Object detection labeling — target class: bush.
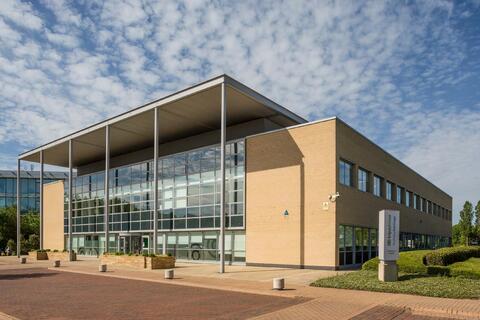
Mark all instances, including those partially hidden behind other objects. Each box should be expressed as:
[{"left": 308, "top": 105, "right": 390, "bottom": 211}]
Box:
[
  {"left": 53, "top": 249, "right": 59, "bottom": 252},
  {"left": 424, "top": 246, "right": 480, "bottom": 266},
  {"left": 362, "top": 250, "right": 428, "bottom": 274},
  {"left": 426, "top": 265, "right": 450, "bottom": 276},
  {"left": 115, "top": 252, "right": 125, "bottom": 256}
]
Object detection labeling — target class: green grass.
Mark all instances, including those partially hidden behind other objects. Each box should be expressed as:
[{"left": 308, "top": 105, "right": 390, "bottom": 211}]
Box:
[
  {"left": 311, "top": 270, "right": 480, "bottom": 299},
  {"left": 362, "top": 250, "right": 429, "bottom": 273},
  {"left": 450, "top": 258, "right": 480, "bottom": 279}
]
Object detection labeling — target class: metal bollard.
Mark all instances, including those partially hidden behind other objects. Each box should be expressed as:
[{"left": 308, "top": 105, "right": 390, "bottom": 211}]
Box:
[
  {"left": 99, "top": 264, "right": 107, "bottom": 272},
  {"left": 164, "top": 269, "right": 174, "bottom": 279},
  {"left": 53, "top": 260, "right": 61, "bottom": 268},
  {"left": 20, "top": 257, "right": 26, "bottom": 264},
  {"left": 273, "top": 278, "right": 285, "bottom": 290}
]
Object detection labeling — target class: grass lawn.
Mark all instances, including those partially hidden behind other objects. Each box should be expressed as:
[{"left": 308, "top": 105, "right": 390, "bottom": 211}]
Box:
[
  {"left": 311, "top": 270, "right": 480, "bottom": 299},
  {"left": 312, "top": 249, "right": 480, "bottom": 299},
  {"left": 450, "top": 258, "right": 480, "bottom": 279}
]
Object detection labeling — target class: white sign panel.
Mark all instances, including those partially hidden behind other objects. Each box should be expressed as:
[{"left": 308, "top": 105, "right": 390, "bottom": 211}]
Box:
[{"left": 378, "top": 209, "right": 400, "bottom": 261}]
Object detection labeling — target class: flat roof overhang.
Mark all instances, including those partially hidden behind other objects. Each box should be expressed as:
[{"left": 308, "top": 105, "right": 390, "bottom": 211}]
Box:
[{"left": 19, "top": 75, "right": 306, "bottom": 168}]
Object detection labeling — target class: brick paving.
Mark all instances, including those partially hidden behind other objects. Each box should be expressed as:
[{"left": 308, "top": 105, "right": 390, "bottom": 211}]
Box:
[
  {"left": 351, "top": 305, "right": 458, "bottom": 320},
  {"left": 0, "top": 268, "right": 306, "bottom": 320},
  {"left": 1, "top": 257, "right": 479, "bottom": 320}
]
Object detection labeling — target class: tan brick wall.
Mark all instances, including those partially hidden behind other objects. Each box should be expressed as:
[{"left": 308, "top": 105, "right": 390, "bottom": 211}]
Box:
[
  {"left": 245, "top": 118, "right": 452, "bottom": 269},
  {"left": 43, "top": 181, "right": 65, "bottom": 251},
  {"left": 335, "top": 120, "right": 452, "bottom": 237},
  {"left": 245, "top": 120, "right": 337, "bottom": 268}
]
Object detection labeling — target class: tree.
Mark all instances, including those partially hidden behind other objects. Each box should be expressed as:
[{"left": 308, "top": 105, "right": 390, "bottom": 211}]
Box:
[
  {"left": 458, "top": 201, "right": 473, "bottom": 245},
  {"left": 0, "top": 207, "right": 40, "bottom": 252},
  {"left": 475, "top": 201, "right": 480, "bottom": 241},
  {"left": 451, "top": 224, "right": 462, "bottom": 246}
]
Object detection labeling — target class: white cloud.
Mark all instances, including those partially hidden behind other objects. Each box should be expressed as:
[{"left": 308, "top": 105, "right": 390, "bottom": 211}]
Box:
[{"left": 0, "top": 0, "right": 479, "bottom": 221}]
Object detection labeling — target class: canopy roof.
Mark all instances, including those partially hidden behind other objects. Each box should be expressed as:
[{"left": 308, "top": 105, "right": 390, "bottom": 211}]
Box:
[{"left": 19, "top": 75, "right": 306, "bottom": 168}]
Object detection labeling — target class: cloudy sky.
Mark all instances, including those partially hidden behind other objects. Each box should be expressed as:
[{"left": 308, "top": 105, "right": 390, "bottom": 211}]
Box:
[{"left": 0, "top": 0, "right": 479, "bottom": 222}]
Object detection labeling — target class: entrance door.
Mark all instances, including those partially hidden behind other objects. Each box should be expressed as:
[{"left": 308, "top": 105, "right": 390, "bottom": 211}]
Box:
[
  {"left": 119, "top": 236, "right": 130, "bottom": 254},
  {"left": 142, "top": 235, "right": 150, "bottom": 253}
]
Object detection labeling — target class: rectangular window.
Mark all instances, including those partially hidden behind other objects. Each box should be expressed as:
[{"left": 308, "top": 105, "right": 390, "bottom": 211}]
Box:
[
  {"left": 405, "top": 191, "right": 411, "bottom": 207},
  {"left": 396, "top": 186, "right": 403, "bottom": 204},
  {"left": 357, "top": 168, "right": 368, "bottom": 192},
  {"left": 386, "top": 181, "right": 393, "bottom": 201},
  {"left": 373, "top": 175, "right": 382, "bottom": 197},
  {"left": 339, "top": 160, "right": 353, "bottom": 187},
  {"left": 413, "top": 194, "right": 418, "bottom": 210}
]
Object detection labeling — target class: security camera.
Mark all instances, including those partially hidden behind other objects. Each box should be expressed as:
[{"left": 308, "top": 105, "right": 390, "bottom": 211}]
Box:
[{"left": 329, "top": 192, "right": 340, "bottom": 202}]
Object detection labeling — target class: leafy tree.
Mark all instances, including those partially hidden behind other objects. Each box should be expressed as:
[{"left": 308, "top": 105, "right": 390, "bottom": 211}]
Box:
[
  {"left": 458, "top": 201, "right": 474, "bottom": 245},
  {"left": 451, "top": 224, "right": 462, "bottom": 246},
  {"left": 0, "top": 207, "right": 40, "bottom": 253},
  {"left": 475, "top": 201, "right": 480, "bottom": 241}
]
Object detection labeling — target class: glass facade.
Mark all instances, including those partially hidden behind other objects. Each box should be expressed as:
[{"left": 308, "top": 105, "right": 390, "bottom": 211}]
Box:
[
  {"left": 0, "top": 175, "right": 64, "bottom": 213},
  {"left": 338, "top": 224, "right": 377, "bottom": 266},
  {"left": 64, "top": 141, "right": 245, "bottom": 262},
  {"left": 339, "top": 224, "right": 451, "bottom": 266}
]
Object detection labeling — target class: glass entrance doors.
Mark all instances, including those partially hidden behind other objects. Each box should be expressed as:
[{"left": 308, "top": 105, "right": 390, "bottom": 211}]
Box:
[{"left": 118, "top": 234, "right": 142, "bottom": 254}]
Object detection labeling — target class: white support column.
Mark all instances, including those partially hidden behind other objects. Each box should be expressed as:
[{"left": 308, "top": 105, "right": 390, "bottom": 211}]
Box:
[
  {"left": 68, "top": 140, "right": 73, "bottom": 261},
  {"left": 219, "top": 81, "right": 226, "bottom": 273},
  {"left": 16, "top": 159, "right": 21, "bottom": 258},
  {"left": 104, "top": 126, "right": 110, "bottom": 253},
  {"left": 39, "top": 150, "right": 44, "bottom": 250},
  {"left": 153, "top": 108, "right": 159, "bottom": 254}
]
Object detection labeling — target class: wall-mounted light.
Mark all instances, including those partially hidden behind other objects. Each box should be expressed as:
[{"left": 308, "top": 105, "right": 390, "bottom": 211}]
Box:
[
  {"left": 283, "top": 210, "right": 289, "bottom": 216},
  {"left": 329, "top": 192, "right": 340, "bottom": 202}
]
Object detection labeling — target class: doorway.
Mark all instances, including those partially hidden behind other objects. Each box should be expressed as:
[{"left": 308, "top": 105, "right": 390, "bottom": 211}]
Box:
[{"left": 118, "top": 234, "right": 142, "bottom": 254}]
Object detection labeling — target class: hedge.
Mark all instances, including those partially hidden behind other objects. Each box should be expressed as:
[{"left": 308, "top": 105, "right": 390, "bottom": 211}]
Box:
[{"left": 423, "top": 246, "right": 480, "bottom": 266}]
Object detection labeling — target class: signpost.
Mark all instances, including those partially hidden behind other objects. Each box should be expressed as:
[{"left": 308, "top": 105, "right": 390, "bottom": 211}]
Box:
[{"left": 378, "top": 209, "right": 400, "bottom": 282}]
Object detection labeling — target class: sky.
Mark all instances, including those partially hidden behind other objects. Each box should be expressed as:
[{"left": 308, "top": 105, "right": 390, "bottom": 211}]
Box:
[{"left": 0, "top": 0, "right": 479, "bottom": 223}]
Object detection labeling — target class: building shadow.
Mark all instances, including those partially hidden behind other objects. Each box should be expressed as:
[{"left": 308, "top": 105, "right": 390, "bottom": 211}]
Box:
[{"left": 0, "top": 272, "right": 57, "bottom": 281}]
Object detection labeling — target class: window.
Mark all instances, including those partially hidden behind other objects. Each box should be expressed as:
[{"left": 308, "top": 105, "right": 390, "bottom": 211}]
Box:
[
  {"left": 405, "top": 191, "right": 411, "bottom": 207},
  {"left": 396, "top": 186, "right": 403, "bottom": 204},
  {"left": 339, "top": 160, "right": 353, "bottom": 187},
  {"left": 420, "top": 197, "right": 424, "bottom": 212},
  {"left": 373, "top": 175, "right": 382, "bottom": 197},
  {"left": 386, "top": 181, "right": 393, "bottom": 201},
  {"left": 413, "top": 194, "right": 418, "bottom": 210},
  {"left": 358, "top": 168, "right": 368, "bottom": 192}
]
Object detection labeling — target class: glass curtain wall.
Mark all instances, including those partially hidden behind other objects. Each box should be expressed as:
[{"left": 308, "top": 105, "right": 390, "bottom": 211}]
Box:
[
  {"left": 0, "top": 177, "right": 57, "bottom": 213},
  {"left": 64, "top": 141, "right": 245, "bottom": 261}
]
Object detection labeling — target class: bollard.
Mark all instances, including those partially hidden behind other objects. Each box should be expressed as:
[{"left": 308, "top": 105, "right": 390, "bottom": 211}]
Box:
[
  {"left": 53, "top": 260, "right": 61, "bottom": 268},
  {"left": 273, "top": 278, "right": 285, "bottom": 290},
  {"left": 99, "top": 264, "right": 107, "bottom": 272},
  {"left": 20, "top": 257, "right": 26, "bottom": 264},
  {"left": 164, "top": 269, "right": 174, "bottom": 279}
]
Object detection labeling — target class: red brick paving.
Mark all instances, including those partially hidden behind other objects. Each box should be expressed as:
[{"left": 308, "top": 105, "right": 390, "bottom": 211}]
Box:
[
  {"left": 0, "top": 268, "right": 307, "bottom": 320},
  {"left": 350, "top": 305, "right": 458, "bottom": 320}
]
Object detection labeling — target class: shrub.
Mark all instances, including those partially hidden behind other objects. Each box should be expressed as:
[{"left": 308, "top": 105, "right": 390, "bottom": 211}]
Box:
[
  {"left": 362, "top": 250, "right": 428, "bottom": 274},
  {"left": 426, "top": 266, "right": 450, "bottom": 276},
  {"left": 424, "top": 246, "right": 480, "bottom": 266},
  {"left": 53, "top": 249, "right": 59, "bottom": 252},
  {"left": 115, "top": 252, "right": 125, "bottom": 256}
]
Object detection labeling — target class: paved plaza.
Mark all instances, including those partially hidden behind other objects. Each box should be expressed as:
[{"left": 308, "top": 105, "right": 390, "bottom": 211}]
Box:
[{"left": 0, "top": 256, "right": 479, "bottom": 320}]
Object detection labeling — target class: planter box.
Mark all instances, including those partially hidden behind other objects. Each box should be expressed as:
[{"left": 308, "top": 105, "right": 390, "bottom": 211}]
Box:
[
  {"left": 101, "top": 254, "right": 175, "bottom": 270},
  {"left": 48, "top": 251, "right": 77, "bottom": 261},
  {"left": 146, "top": 256, "right": 176, "bottom": 270},
  {"left": 100, "top": 254, "right": 146, "bottom": 269},
  {"left": 28, "top": 251, "right": 48, "bottom": 260}
]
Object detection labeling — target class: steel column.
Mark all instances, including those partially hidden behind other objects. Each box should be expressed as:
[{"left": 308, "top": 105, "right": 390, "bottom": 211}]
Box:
[
  {"left": 16, "top": 159, "right": 21, "bottom": 258},
  {"left": 153, "top": 108, "right": 159, "bottom": 254},
  {"left": 39, "top": 150, "right": 44, "bottom": 250},
  {"left": 219, "top": 81, "right": 226, "bottom": 273},
  {"left": 68, "top": 140, "right": 73, "bottom": 261},
  {"left": 104, "top": 125, "right": 110, "bottom": 253}
]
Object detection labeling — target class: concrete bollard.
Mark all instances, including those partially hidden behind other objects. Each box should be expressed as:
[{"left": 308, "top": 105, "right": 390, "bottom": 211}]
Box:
[
  {"left": 20, "top": 257, "right": 26, "bottom": 264},
  {"left": 273, "top": 278, "right": 285, "bottom": 290},
  {"left": 99, "top": 264, "right": 107, "bottom": 272},
  {"left": 164, "top": 269, "right": 174, "bottom": 279},
  {"left": 53, "top": 260, "right": 61, "bottom": 268}
]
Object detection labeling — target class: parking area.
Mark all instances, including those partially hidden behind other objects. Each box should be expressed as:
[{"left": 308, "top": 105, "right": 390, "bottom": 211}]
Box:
[{"left": 0, "top": 267, "right": 306, "bottom": 320}]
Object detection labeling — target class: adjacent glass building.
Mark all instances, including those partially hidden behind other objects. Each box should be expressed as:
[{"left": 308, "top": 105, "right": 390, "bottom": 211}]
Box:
[
  {"left": 65, "top": 141, "right": 246, "bottom": 262},
  {"left": 0, "top": 170, "right": 67, "bottom": 213}
]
